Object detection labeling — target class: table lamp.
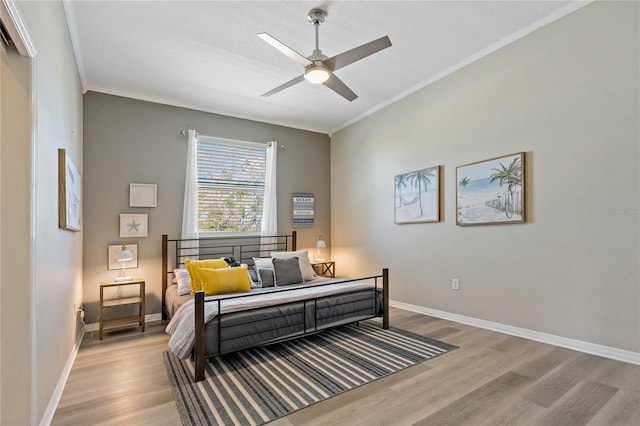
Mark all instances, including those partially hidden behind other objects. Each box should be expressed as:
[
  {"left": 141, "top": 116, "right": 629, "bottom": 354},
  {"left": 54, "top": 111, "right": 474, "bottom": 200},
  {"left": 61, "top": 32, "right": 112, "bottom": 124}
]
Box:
[
  {"left": 315, "top": 236, "right": 326, "bottom": 262},
  {"left": 115, "top": 244, "right": 134, "bottom": 281}
]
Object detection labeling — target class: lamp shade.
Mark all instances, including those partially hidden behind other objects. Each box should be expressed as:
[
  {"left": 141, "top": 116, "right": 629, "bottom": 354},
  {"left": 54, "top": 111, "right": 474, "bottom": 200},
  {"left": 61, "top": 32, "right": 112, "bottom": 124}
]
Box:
[
  {"left": 118, "top": 249, "right": 134, "bottom": 262},
  {"left": 316, "top": 239, "right": 326, "bottom": 249}
]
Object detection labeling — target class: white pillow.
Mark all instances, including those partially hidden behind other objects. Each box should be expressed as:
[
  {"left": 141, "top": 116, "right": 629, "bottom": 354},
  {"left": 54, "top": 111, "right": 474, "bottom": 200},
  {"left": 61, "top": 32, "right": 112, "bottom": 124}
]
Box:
[
  {"left": 271, "top": 250, "right": 316, "bottom": 281},
  {"left": 173, "top": 269, "right": 192, "bottom": 296}
]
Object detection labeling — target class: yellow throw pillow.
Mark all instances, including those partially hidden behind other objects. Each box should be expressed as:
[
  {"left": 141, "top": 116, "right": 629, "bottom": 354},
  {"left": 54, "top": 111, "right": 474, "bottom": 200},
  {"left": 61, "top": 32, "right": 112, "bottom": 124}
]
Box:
[
  {"left": 185, "top": 258, "right": 229, "bottom": 295},
  {"left": 199, "top": 265, "right": 251, "bottom": 296}
]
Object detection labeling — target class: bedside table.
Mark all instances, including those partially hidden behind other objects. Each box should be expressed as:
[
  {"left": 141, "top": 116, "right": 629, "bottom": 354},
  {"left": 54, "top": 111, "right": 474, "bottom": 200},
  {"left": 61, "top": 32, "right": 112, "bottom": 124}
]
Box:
[
  {"left": 311, "top": 260, "right": 335, "bottom": 278},
  {"left": 99, "top": 278, "right": 145, "bottom": 340}
]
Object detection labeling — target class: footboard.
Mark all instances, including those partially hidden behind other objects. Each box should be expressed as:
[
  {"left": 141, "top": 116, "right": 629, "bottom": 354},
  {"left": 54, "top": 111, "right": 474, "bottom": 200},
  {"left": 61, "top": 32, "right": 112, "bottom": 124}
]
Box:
[{"left": 193, "top": 269, "right": 389, "bottom": 382}]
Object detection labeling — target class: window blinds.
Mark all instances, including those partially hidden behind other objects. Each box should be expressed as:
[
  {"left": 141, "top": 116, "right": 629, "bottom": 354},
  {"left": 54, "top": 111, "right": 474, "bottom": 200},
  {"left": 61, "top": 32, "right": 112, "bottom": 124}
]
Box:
[{"left": 197, "top": 140, "right": 267, "bottom": 233}]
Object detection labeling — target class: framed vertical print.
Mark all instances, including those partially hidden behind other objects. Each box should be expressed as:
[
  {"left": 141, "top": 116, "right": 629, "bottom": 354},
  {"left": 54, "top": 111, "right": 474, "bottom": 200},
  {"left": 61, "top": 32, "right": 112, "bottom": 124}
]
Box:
[
  {"left": 58, "top": 148, "right": 82, "bottom": 231},
  {"left": 395, "top": 165, "right": 441, "bottom": 224},
  {"left": 293, "top": 193, "right": 314, "bottom": 227},
  {"left": 129, "top": 183, "right": 157, "bottom": 207},
  {"left": 456, "top": 152, "right": 525, "bottom": 226},
  {"left": 120, "top": 214, "right": 148, "bottom": 238}
]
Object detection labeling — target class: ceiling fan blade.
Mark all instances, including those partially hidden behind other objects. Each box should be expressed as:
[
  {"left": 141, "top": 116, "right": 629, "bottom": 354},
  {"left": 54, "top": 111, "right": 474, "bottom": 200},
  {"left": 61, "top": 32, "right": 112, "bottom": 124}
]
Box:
[
  {"left": 325, "top": 36, "right": 392, "bottom": 72},
  {"left": 257, "top": 32, "right": 313, "bottom": 68},
  {"left": 261, "top": 74, "right": 306, "bottom": 98},
  {"left": 323, "top": 73, "right": 358, "bottom": 102}
]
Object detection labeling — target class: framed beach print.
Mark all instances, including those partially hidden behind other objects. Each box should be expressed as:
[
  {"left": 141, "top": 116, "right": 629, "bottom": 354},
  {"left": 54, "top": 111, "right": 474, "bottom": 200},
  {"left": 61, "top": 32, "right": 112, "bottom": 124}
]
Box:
[
  {"left": 395, "top": 165, "right": 441, "bottom": 224},
  {"left": 120, "top": 214, "right": 148, "bottom": 238},
  {"left": 456, "top": 152, "right": 525, "bottom": 226},
  {"left": 129, "top": 183, "right": 157, "bottom": 207},
  {"left": 58, "top": 149, "right": 82, "bottom": 231}
]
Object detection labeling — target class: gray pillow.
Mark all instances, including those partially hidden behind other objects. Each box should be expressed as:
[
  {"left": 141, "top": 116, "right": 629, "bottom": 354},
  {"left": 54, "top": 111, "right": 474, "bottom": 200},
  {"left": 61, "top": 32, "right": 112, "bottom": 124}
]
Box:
[
  {"left": 273, "top": 257, "right": 304, "bottom": 286},
  {"left": 253, "top": 257, "right": 275, "bottom": 287},
  {"left": 258, "top": 269, "right": 275, "bottom": 287}
]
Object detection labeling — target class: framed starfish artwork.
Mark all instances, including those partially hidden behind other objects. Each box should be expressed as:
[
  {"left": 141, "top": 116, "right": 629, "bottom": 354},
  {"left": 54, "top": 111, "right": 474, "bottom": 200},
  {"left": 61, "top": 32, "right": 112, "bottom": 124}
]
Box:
[{"left": 120, "top": 214, "right": 148, "bottom": 238}]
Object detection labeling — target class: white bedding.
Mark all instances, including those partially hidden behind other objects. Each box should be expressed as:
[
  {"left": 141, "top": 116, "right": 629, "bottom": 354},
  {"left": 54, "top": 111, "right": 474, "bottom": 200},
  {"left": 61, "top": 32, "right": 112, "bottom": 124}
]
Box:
[{"left": 165, "top": 278, "right": 375, "bottom": 359}]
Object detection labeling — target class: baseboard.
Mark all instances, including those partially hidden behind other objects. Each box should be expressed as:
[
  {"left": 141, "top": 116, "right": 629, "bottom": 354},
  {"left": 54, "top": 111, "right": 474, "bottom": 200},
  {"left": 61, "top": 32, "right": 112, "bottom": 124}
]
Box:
[
  {"left": 39, "top": 326, "right": 85, "bottom": 426},
  {"left": 84, "top": 313, "right": 163, "bottom": 332},
  {"left": 390, "top": 300, "right": 640, "bottom": 366}
]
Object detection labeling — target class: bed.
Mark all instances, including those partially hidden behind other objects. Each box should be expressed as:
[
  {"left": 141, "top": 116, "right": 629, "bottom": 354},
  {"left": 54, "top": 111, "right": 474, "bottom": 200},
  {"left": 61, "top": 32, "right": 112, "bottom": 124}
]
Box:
[{"left": 162, "top": 232, "right": 389, "bottom": 382}]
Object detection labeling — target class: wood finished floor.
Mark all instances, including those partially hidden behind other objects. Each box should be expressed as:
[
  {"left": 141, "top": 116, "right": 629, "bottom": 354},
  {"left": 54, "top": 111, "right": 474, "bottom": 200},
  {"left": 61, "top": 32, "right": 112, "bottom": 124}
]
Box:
[{"left": 53, "top": 308, "right": 640, "bottom": 425}]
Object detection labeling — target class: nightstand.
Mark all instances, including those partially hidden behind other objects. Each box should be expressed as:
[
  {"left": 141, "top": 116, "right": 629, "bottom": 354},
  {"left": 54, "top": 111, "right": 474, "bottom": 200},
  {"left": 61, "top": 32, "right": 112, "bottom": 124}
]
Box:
[
  {"left": 311, "top": 260, "right": 335, "bottom": 278},
  {"left": 99, "top": 278, "right": 145, "bottom": 340}
]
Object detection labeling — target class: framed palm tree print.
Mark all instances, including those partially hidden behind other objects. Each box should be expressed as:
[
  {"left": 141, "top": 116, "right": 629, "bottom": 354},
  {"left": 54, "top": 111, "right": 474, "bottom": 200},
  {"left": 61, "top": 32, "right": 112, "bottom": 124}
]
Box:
[
  {"left": 456, "top": 152, "right": 525, "bottom": 226},
  {"left": 395, "top": 165, "right": 441, "bottom": 224}
]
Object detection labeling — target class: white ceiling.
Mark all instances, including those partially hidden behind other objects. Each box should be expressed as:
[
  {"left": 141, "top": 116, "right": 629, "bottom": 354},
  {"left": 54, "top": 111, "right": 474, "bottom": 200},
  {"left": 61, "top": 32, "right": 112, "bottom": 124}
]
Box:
[{"left": 64, "top": 1, "right": 586, "bottom": 135}]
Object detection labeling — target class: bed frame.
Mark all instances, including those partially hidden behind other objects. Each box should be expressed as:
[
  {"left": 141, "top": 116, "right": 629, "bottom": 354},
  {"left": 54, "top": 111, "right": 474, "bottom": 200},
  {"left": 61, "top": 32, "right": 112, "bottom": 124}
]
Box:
[{"left": 162, "top": 232, "right": 389, "bottom": 382}]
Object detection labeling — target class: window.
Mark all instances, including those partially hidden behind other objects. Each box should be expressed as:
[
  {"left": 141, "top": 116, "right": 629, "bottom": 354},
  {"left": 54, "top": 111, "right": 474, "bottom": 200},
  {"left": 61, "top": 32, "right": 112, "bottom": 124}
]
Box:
[{"left": 196, "top": 139, "right": 267, "bottom": 233}]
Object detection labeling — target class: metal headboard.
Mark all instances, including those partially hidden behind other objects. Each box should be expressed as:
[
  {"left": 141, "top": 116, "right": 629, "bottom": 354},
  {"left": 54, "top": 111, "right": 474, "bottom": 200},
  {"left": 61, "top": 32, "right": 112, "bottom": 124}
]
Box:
[{"left": 161, "top": 231, "right": 297, "bottom": 319}]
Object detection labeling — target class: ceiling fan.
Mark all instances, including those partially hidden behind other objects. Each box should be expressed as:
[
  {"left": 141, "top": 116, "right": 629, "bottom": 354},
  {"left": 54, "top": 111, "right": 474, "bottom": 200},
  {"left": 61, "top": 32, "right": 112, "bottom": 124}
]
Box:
[{"left": 258, "top": 8, "right": 392, "bottom": 102}]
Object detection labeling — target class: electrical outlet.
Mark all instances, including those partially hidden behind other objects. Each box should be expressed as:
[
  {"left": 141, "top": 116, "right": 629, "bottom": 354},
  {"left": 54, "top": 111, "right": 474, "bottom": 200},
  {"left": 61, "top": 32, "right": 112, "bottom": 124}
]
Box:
[{"left": 452, "top": 279, "right": 460, "bottom": 291}]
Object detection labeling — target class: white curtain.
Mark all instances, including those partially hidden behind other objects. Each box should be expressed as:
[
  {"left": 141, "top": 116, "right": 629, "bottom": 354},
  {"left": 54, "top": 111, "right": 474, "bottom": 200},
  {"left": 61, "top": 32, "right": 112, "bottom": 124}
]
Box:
[
  {"left": 181, "top": 129, "right": 200, "bottom": 259},
  {"left": 261, "top": 141, "right": 278, "bottom": 254}
]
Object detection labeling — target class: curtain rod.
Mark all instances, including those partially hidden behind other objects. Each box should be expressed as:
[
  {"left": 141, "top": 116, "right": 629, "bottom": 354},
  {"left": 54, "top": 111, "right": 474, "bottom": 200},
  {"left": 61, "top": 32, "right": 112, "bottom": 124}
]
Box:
[{"left": 180, "top": 130, "right": 284, "bottom": 149}]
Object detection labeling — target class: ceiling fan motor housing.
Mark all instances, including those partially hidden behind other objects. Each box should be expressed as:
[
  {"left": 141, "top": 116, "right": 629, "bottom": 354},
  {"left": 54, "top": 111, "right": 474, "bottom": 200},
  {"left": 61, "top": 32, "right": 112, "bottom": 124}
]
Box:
[{"left": 307, "top": 8, "right": 327, "bottom": 25}]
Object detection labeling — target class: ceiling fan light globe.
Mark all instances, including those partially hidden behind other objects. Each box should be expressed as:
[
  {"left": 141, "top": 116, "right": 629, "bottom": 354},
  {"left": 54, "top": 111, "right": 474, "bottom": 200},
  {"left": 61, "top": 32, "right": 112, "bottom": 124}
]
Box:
[{"left": 305, "top": 66, "right": 330, "bottom": 84}]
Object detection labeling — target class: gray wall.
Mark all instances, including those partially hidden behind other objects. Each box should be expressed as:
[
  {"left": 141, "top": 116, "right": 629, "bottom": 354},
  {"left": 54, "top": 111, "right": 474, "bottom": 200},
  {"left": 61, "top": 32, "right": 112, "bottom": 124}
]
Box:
[
  {"left": 331, "top": 1, "right": 639, "bottom": 353},
  {"left": 83, "top": 92, "right": 330, "bottom": 323},
  {"left": 3, "top": 1, "right": 84, "bottom": 424}
]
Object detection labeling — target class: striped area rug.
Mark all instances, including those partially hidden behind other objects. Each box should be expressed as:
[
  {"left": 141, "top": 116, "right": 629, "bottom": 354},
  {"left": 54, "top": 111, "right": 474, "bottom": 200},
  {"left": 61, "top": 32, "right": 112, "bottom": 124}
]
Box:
[{"left": 164, "top": 321, "right": 457, "bottom": 426}]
